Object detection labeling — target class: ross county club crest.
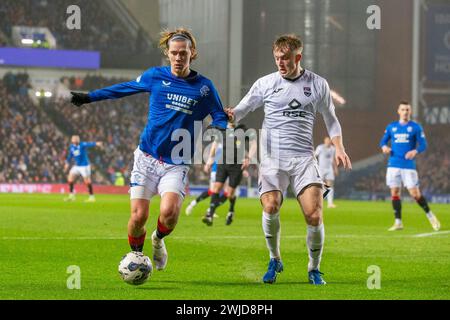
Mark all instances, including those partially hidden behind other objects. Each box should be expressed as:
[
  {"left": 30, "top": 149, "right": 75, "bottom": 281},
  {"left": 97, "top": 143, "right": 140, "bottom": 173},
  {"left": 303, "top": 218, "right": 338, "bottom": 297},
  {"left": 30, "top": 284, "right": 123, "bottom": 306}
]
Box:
[
  {"left": 303, "top": 86, "right": 311, "bottom": 97},
  {"left": 200, "top": 85, "right": 210, "bottom": 97},
  {"left": 392, "top": 127, "right": 397, "bottom": 132},
  {"left": 407, "top": 126, "right": 413, "bottom": 133}
]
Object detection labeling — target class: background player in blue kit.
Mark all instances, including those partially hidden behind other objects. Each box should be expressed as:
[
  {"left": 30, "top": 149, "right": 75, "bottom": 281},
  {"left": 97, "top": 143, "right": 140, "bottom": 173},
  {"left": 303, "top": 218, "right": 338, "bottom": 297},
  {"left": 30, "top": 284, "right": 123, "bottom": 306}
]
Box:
[
  {"left": 380, "top": 101, "right": 440, "bottom": 231},
  {"left": 64, "top": 135, "right": 102, "bottom": 202},
  {"left": 70, "top": 28, "right": 228, "bottom": 272}
]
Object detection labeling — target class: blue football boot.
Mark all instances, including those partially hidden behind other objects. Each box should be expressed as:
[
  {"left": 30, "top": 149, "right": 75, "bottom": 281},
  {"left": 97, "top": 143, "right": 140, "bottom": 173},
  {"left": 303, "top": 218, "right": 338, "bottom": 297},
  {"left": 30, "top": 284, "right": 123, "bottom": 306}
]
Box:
[
  {"left": 308, "top": 269, "right": 326, "bottom": 285},
  {"left": 262, "top": 258, "right": 284, "bottom": 284}
]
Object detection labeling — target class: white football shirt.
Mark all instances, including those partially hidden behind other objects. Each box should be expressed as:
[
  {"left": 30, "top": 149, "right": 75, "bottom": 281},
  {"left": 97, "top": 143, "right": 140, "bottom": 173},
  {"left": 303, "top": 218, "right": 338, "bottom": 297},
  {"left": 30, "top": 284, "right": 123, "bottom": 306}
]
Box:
[{"left": 234, "top": 69, "right": 342, "bottom": 158}]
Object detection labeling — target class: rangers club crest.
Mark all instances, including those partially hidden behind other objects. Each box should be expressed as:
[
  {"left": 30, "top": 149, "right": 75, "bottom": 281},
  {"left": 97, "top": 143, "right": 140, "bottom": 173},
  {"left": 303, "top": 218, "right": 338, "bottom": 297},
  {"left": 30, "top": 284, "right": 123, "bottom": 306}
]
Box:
[
  {"left": 303, "top": 86, "right": 311, "bottom": 97},
  {"left": 200, "top": 85, "right": 210, "bottom": 97}
]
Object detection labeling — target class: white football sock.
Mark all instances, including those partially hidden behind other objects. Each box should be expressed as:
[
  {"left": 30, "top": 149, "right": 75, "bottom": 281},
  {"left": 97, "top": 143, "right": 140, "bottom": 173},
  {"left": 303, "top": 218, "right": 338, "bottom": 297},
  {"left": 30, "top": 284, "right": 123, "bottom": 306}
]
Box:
[
  {"left": 307, "top": 223, "right": 324, "bottom": 272},
  {"left": 395, "top": 218, "right": 402, "bottom": 224},
  {"left": 262, "top": 211, "right": 281, "bottom": 260}
]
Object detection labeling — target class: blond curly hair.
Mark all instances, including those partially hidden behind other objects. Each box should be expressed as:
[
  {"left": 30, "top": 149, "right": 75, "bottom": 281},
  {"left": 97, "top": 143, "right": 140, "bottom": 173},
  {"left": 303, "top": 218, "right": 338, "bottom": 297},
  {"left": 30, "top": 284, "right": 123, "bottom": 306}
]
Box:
[{"left": 159, "top": 27, "right": 198, "bottom": 61}]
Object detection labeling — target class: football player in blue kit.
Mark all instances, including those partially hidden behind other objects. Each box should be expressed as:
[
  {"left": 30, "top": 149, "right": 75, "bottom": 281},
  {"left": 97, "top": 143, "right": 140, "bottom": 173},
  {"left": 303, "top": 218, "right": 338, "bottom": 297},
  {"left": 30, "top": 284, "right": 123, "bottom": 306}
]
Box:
[
  {"left": 64, "top": 135, "right": 102, "bottom": 202},
  {"left": 70, "top": 28, "right": 228, "bottom": 271},
  {"left": 380, "top": 101, "right": 440, "bottom": 231}
]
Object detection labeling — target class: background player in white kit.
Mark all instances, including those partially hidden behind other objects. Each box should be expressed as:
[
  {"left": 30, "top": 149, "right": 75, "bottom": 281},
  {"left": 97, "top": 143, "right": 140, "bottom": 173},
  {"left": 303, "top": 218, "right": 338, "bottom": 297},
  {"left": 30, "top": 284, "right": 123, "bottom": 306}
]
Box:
[
  {"left": 315, "top": 137, "right": 338, "bottom": 208},
  {"left": 227, "top": 34, "right": 351, "bottom": 285}
]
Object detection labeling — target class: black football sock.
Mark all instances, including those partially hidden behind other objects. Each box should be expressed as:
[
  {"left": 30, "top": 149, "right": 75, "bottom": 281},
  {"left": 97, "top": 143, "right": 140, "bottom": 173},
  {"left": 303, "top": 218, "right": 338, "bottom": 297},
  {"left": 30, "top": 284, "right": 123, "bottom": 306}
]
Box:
[
  {"left": 87, "top": 183, "right": 94, "bottom": 195},
  {"left": 128, "top": 232, "right": 146, "bottom": 252},
  {"left": 208, "top": 193, "right": 220, "bottom": 217},
  {"left": 416, "top": 196, "right": 430, "bottom": 213},
  {"left": 156, "top": 218, "right": 173, "bottom": 239},
  {"left": 69, "top": 182, "right": 74, "bottom": 193},
  {"left": 229, "top": 196, "right": 236, "bottom": 212},
  {"left": 219, "top": 194, "right": 228, "bottom": 205},
  {"left": 196, "top": 190, "right": 210, "bottom": 203},
  {"left": 392, "top": 196, "right": 402, "bottom": 220}
]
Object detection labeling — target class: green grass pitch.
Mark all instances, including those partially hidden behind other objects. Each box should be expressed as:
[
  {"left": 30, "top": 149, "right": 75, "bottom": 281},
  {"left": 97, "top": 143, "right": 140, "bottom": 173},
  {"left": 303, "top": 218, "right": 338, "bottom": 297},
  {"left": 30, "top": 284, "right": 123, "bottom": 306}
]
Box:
[{"left": 0, "top": 193, "right": 449, "bottom": 300}]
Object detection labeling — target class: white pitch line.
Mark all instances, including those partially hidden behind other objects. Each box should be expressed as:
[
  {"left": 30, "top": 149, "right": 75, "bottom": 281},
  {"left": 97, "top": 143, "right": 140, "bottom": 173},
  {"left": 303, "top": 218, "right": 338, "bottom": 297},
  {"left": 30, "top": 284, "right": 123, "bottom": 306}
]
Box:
[
  {"left": 413, "top": 230, "right": 450, "bottom": 238},
  {"left": 1, "top": 234, "right": 406, "bottom": 241}
]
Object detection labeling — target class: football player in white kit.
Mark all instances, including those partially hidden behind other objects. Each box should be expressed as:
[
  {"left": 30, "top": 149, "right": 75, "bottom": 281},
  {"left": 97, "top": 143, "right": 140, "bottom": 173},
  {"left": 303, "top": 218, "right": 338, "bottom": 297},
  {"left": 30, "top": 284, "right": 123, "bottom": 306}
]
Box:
[
  {"left": 315, "top": 137, "right": 338, "bottom": 208},
  {"left": 227, "top": 34, "right": 352, "bottom": 285}
]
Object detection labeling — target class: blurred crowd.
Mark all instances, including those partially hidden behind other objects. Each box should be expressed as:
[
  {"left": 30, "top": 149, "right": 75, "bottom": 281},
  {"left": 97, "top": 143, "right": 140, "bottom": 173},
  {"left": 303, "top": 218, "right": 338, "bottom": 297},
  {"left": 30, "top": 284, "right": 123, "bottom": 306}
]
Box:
[
  {"left": 0, "top": 74, "right": 67, "bottom": 183},
  {"left": 0, "top": 0, "right": 150, "bottom": 54},
  {"left": 60, "top": 75, "right": 130, "bottom": 91}
]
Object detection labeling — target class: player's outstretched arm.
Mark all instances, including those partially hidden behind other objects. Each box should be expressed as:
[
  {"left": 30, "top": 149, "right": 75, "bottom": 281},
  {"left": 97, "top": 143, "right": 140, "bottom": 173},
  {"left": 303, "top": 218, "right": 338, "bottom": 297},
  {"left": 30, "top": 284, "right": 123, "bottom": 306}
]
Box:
[
  {"left": 70, "top": 69, "right": 154, "bottom": 108},
  {"left": 227, "top": 79, "right": 265, "bottom": 124}
]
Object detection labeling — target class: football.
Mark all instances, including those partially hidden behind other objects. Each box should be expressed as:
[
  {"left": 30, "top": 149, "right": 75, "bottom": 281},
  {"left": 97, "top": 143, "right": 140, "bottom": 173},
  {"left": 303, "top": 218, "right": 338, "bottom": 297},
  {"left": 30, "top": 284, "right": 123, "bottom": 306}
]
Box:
[{"left": 118, "top": 251, "right": 153, "bottom": 285}]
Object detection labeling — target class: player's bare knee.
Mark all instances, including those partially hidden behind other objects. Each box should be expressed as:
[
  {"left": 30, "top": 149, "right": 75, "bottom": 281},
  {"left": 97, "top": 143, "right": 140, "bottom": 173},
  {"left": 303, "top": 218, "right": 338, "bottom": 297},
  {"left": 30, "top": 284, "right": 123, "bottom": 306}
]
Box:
[
  {"left": 306, "top": 208, "right": 322, "bottom": 226},
  {"left": 130, "top": 206, "right": 148, "bottom": 225},
  {"left": 262, "top": 201, "right": 281, "bottom": 214},
  {"left": 409, "top": 189, "right": 421, "bottom": 199},
  {"left": 159, "top": 204, "right": 180, "bottom": 225},
  {"left": 158, "top": 207, "right": 179, "bottom": 229},
  {"left": 227, "top": 188, "right": 236, "bottom": 198}
]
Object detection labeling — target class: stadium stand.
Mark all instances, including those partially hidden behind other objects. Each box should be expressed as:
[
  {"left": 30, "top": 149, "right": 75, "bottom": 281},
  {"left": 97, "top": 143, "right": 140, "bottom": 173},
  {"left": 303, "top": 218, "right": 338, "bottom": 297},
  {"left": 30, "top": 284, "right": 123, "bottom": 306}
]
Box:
[
  {"left": 0, "top": 0, "right": 160, "bottom": 68},
  {"left": 0, "top": 73, "right": 68, "bottom": 183},
  {"left": 0, "top": 0, "right": 132, "bottom": 52}
]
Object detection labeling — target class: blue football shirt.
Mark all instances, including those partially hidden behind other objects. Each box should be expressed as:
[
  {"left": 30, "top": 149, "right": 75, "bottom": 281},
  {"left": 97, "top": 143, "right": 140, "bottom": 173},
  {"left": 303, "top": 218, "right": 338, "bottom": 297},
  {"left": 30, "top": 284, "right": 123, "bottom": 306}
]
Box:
[
  {"left": 66, "top": 142, "right": 97, "bottom": 166},
  {"left": 379, "top": 121, "right": 427, "bottom": 169},
  {"left": 88, "top": 66, "right": 228, "bottom": 164}
]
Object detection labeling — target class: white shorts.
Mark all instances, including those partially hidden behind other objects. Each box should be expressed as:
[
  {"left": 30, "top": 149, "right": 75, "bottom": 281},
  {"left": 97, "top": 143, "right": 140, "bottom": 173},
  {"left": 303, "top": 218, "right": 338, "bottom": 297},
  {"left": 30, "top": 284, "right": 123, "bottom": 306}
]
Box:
[
  {"left": 129, "top": 148, "right": 190, "bottom": 200},
  {"left": 386, "top": 167, "right": 419, "bottom": 189},
  {"left": 69, "top": 165, "right": 91, "bottom": 179},
  {"left": 320, "top": 168, "right": 335, "bottom": 182},
  {"left": 258, "top": 156, "right": 323, "bottom": 198}
]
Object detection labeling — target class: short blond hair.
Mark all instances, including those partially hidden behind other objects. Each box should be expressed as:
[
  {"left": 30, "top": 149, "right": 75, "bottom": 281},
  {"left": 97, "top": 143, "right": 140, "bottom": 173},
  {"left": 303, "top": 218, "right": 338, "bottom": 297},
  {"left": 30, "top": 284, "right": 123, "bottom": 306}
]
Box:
[
  {"left": 159, "top": 27, "right": 198, "bottom": 61},
  {"left": 273, "top": 34, "right": 303, "bottom": 53}
]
